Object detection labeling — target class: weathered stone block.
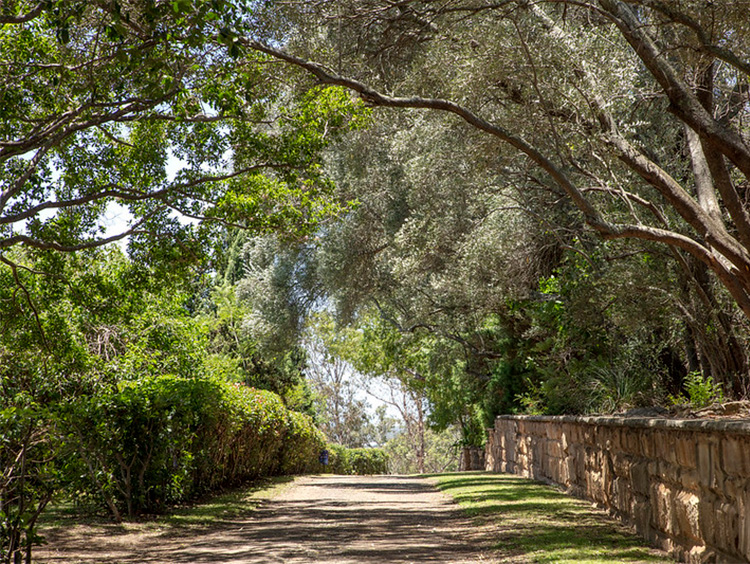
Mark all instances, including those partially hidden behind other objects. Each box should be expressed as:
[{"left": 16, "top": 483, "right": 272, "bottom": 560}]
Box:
[
  {"left": 695, "top": 440, "right": 727, "bottom": 491},
  {"left": 612, "top": 452, "right": 631, "bottom": 479},
  {"left": 675, "top": 436, "right": 697, "bottom": 469},
  {"left": 640, "top": 431, "right": 656, "bottom": 458},
  {"left": 633, "top": 499, "right": 653, "bottom": 538},
  {"left": 518, "top": 438, "right": 528, "bottom": 456},
  {"left": 651, "top": 482, "right": 676, "bottom": 536},
  {"left": 698, "top": 497, "right": 717, "bottom": 548},
  {"left": 657, "top": 431, "right": 679, "bottom": 465},
  {"left": 739, "top": 487, "right": 750, "bottom": 561},
  {"left": 661, "top": 461, "right": 681, "bottom": 487},
  {"left": 714, "top": 502, "right": 739, "bottom": 555},
  {"left": 587, "top": 469, "right": 606, "bottom": 504},
  {"left": 686, "top": 544, "right": 710, "bottom": 564},
  {"left": 565, "top": 455, "right": 578, "bottom": 486},
  {"left": 722, "top": 437, "right": 750, "bottom": 477},
  {"left": 624, "top": 429, "right": 641, "bottom": 455},
  {"left": 697, "top": 440, "right": 714, "bottom": 487},
  {"left": 570, "top": 424, "right": 585, "bottom": 445},
  {"left": 674, "top": 490, "right": 701, "bottom": 541},
  {"left": 680, "top": 468, "right": 700, "bottom": 492},
  {"left": 602, "top": 452, "right": 615, "bottom": 502},
  {"left": 612, "top": 476, "right": 633, "bottom": 515},
  {"left": 583, "top": 427, "right": 594, "bottom": 445},
  {"left": 631, "top": 461, "right": 651, "bottom": 495},
  {"left": 548, "top": 440, "right": 563, "bottom": 459}
]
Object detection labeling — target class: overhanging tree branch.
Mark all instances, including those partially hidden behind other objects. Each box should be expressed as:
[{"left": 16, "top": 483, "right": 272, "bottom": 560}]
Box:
[
  {"left": 244, "top": 39, "right": 605, "bottom": 229},
  {"left": 598, "top": 0, "right": 750, "bottom": 179},
  {"left": 0, "top": 2, "right": 45, "bottom": 24},
  {"left": 243, "top": 31, "right": 750, "bottom": 319}
]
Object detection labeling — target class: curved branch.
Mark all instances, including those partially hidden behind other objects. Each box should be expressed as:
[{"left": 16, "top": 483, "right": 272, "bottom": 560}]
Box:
[
  {"left": 598, "top": 0, "right": 750, "bottom": 179},
  {"left": 0, "top": 2, "right": 45, "bottom": 24},
  {"left": 1, "top": 161, "right": 289, "bottom": 227},
  {"left": 245, "top": 33, "right": 750, "bottom": 318},
  {"left": 244, "top": 38, "right": 605, "bottom": 230},
  {"left": 0, "top": 220, "right": 147, "bottom": 252},
  {"left": 607, "top": 131, "right": 750, "bottom": 271},
  {"left": 601, "top": 222, "right": 750, "bottom": 318},
  {"left": 619, "top": 0, "right": 750, "bottom": 77}
]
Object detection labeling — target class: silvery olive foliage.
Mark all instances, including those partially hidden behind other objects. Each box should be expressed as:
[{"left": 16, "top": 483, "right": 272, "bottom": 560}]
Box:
[{"left": 200, "top": 0, "right": 749, "bottom": 447}]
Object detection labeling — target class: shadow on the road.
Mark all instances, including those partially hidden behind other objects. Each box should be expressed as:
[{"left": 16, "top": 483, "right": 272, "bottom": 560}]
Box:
[
  {"left": 163, "top": 500, "right": 482, "bottom": 563},
  {"left": 316, "top": 477, "right": 435, "bottom": 495},
  {"left": 37, "top": 476, "right": 489, "bottom": 564}
]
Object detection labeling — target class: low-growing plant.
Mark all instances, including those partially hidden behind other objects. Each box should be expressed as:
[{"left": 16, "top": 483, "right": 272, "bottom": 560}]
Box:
[{"left": 668, "top": 371, "right": 724, "bottom": 409}]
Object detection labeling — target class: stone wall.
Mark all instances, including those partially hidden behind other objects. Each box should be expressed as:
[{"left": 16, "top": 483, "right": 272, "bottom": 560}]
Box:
[
  {"left": 485, "top": 415, "right": 750, "bottom": 563},
  {"left": 459, "top": 446, "right": 486, "bottom": 471}
]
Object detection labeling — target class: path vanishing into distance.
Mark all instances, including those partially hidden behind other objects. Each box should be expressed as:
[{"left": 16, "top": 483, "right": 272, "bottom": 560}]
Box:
[{"left": 37, "top": 475, "right": 499, "bottom": 564}]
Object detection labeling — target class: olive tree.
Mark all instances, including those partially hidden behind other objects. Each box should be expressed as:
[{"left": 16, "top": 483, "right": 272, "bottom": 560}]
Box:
[{"left": 244, "top": 0, "right": 750, "bottom": 389}]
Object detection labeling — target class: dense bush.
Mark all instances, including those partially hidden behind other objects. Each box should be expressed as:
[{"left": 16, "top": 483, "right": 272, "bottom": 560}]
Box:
[
  {"left": 326, "top": 444, "right": 389, "bottom": 475},
  {"left": 62, "top": 375, "right": 325, "bottom": 519},
  {"left": 280, "top": 411, "right": 328, "bottom": 475}
]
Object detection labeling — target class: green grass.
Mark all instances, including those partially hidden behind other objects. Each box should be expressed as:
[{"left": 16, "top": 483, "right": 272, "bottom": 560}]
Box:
[
  {"left": 427, "top": 472, "right": 672, "bottom": 564},
  {"left": 162, "top": 475, "right": 296, "bottom": 527},
  {"left": 40, "top": 475, "right": 296, "bottom": 532}
]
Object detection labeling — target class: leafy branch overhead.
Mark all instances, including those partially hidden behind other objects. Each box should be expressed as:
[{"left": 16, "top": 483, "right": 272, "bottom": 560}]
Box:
[{"left": 0, "top": 0, "right": 365, "bottom": 259}]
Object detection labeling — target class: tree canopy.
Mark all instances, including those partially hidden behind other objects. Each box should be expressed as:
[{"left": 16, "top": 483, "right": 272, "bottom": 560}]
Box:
[
  {"left": 248, "top": 0, "right": 750, "bottom": 322},
  {"left": 227, "top": 0, "right": 750, "bottom": 408},
  {"left": 0, "top": 0, "right": 365, "bottom": 268}
]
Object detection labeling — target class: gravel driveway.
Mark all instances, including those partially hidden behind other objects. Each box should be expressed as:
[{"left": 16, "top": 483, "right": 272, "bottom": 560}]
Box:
[{"left": 36, "top": 475, "right": 498, "bottom": 563}]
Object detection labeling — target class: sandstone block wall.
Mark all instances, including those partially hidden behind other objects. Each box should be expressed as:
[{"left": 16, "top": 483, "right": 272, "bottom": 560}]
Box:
[
  {"left": 485, "top": 415, "right": 750, "bottom": 563},
  {"left": 460, "top": 446, "right": 486, "bottom": 471}
]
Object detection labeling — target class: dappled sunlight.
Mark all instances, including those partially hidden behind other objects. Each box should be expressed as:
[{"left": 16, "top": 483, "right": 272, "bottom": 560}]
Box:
[
  {"left": 37, "top": 475, "right": 495, "bottom": 564},
  {"left": 432, "top": 472, "right": 670, "bottom": 564}
]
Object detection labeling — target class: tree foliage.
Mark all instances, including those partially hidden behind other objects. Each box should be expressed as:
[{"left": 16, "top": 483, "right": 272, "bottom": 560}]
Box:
[
  {"left": 0, "top": 246, "right": 321, "bottom": 562},
  {"left": 248, "top": 0, "right": 750, "bottom": 378},
  {"left": 5, "top": 1, "right": 750, "bottom": 557},
  {"left": 0, "top": 0, "right": 365, "bottom": 267},
  {"left": 63, "top": 375, "right": 325, "bottom": 520},
  {"left": 303, "top": 313, "right": 375, "bottom": 448},
  {"left": 237, "top": 0, "right": 750, "bottom": 409}
]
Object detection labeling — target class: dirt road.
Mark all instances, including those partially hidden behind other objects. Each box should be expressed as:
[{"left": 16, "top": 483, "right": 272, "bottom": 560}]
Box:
[{"left": 36, "top": 475, "right": 497, "bottom": 564}]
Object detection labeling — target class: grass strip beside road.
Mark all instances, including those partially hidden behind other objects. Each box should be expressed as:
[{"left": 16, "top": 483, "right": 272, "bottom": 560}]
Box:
[
  {"left": 41, "top": 475, "right": 296, "bottom": 533},
  {"left": 428, "top": 471, "right": 671, "bottom": 564}
]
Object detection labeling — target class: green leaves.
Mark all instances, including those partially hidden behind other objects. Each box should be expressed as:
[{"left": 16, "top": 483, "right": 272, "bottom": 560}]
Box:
[
  {"left": 63, "top": 375, "right": 326, "bottom": 517},
  {"left": 171, "top": 0, "right": 193, "bottom": 13},
  {"left": 1, "top": 1, "right": 365, "bottom": 262},
  {"left": 325, "top": 445, "right": 389, "bottom": 475}
]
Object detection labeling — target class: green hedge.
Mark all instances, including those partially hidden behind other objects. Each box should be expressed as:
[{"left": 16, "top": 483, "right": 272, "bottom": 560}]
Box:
[
  {"left": 62, "top": 376, "right": 325, "bottom": 518},
  {"left": 280, "top": 410, "right": 328, "bottom": 475},
  {"left": 325, "top": 444, "right": 389, "bottom": 475}
]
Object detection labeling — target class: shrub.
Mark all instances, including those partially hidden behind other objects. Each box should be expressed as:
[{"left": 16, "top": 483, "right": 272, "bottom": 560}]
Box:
[
  {"left": 326, "top": 445, "right": 389, "bottom": 475},
  {"left": 1, "top": 403, "right": 59, "bottom": 564},
  {"left": 279, "top": 411, "right": 327, "bottom": 475},
  {"left": 62, "top": 376, "right": 322, "bottom": 519},
  {"left": 669, "top": 371, "right": 725, "bottom": 409}
]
